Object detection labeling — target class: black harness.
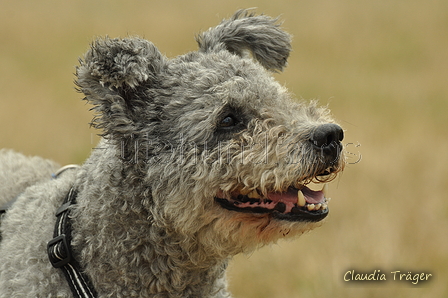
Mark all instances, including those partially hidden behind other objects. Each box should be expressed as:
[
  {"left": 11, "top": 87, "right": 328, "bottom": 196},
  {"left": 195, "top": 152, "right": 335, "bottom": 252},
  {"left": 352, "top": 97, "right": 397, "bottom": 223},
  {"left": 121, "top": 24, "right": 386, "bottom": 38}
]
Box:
[
  {"left": 47, "top": 186, "right": 98, "bottom": 298},
  {"left": 0, "top": 165, "right": 98, "bottom": 298}
]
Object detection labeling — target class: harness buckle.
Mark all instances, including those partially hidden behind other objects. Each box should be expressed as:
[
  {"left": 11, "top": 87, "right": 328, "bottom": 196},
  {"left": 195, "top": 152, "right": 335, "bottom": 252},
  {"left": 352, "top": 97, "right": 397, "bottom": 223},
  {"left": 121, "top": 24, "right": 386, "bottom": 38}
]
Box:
[{"left": 47, "top": 234, "right": 72, "bottom": 268}]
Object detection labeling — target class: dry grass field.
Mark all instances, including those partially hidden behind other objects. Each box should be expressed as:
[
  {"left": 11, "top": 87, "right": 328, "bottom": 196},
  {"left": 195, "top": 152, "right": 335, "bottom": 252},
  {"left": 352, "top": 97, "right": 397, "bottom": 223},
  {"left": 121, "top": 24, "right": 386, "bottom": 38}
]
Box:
[{"left": 1, "top": 0, "right": 447, "bottom": 297}]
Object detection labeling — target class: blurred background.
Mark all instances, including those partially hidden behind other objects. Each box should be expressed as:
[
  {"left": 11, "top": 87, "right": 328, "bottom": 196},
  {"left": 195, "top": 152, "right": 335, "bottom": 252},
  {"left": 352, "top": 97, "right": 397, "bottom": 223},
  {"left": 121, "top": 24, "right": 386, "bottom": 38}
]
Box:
[{"left": 1, "top": 0, "right": 447, "bottom": 297}]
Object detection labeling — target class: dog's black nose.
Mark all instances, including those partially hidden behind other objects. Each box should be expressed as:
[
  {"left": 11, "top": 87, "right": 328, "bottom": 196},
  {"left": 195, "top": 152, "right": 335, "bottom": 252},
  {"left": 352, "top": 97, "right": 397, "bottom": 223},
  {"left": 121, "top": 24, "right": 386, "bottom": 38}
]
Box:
[{"left": 310, "top": 123, "right": 344, "bottom": 150}]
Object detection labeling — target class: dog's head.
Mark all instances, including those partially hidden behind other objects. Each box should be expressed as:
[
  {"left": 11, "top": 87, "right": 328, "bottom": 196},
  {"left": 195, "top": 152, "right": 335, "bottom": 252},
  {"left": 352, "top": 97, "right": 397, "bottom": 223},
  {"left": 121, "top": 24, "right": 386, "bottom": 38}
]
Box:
[{"left": 76, "top": 10, "right": 344, "bottom": 255}]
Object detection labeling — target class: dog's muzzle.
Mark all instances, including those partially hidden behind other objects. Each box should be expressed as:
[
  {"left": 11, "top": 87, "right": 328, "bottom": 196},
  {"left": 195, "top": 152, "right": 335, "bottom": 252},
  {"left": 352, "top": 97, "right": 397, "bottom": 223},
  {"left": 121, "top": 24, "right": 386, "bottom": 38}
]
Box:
[{"left": 215, "top": 123, "right": 344, "bottom": 222}]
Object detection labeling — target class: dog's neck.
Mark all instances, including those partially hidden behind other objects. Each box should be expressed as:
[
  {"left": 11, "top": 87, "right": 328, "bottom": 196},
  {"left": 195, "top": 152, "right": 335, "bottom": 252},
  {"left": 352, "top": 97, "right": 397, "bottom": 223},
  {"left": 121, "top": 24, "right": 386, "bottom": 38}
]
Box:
[{"left": 70, "top": 150, "right": 232, "bottom": 297}]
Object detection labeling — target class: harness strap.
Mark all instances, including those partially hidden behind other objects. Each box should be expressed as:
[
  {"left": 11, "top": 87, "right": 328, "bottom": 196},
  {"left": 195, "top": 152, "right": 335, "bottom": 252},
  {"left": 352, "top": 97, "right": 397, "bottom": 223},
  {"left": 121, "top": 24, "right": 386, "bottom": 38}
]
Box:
[
  {"left": 1, "top": 163, "right": 97, "bottom": 297},
  {"left": 47, "top": 187, "right": 97, "bottom": 298}
]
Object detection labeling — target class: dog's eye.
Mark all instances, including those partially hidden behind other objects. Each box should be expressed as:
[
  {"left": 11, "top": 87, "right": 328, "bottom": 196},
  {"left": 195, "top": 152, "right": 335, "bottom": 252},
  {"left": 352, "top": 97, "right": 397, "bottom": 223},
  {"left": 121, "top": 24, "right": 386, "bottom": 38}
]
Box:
[{"left": 219, "top": 115, "right": 238, "bottom": 128}]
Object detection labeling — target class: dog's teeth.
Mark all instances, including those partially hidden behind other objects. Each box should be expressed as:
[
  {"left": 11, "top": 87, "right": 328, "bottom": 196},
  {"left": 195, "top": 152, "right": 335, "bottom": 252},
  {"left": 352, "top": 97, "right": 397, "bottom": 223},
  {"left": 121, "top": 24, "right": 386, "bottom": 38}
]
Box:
[
  {"left": 297, "top": 190, "right": 306, "bottom": 207},
  {"left": 315, "top": 203, "right": 322, "bottom": 210},
  {"left": 322, "top": 184, "right": 328, "bottom": 197},
  {"left": 322, "top": 203, "right": 328, "bottom": 210},
  {"left": 307, "top": 204, "right": 315, "bottom": 211},
  {"left": 247, "top": 190, "right": 261, "bottom": 199}
]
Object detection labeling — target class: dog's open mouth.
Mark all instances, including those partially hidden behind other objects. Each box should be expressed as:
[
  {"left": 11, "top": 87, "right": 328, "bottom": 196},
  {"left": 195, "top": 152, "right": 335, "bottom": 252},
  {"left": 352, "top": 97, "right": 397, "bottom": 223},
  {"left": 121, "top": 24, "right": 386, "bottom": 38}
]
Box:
[{"left": 215, "top": 182, "right": 330, "bottom": 222}]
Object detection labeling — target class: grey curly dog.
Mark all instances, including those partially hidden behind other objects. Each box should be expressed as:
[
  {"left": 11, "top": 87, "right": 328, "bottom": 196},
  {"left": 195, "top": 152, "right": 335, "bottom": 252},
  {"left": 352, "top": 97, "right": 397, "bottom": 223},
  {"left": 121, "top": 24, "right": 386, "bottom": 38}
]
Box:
[{"left": 0, "top": 10, "right": 344, "bottom": 298}]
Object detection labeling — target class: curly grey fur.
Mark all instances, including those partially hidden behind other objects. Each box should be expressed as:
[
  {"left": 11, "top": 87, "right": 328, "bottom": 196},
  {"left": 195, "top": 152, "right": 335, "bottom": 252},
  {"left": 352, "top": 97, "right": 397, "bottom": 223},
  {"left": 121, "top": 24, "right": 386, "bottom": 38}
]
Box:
[
  {"left": 0, "top": 149, "right": 59, "bottom": 206},
  {"left": 0, "top": 10, "right": 344, "bottom": 298},
  {"left": 196, "top": 10, "right": 291, "bottom": 72}
]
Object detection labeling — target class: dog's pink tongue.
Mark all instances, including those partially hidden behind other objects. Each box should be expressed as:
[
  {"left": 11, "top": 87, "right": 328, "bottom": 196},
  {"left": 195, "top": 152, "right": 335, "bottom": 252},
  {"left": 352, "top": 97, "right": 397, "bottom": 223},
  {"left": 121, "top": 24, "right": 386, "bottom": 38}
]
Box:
[{"left": 301, "top": 187, "right": 325, "bottom": 204}]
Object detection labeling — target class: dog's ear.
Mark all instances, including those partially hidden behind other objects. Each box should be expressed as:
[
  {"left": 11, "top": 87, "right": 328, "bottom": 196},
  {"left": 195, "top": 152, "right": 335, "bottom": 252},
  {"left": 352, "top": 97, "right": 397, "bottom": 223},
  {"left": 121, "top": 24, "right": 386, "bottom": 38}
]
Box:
[
  {"left": 75, "top": 37, "right": 166, "bottom": 137},
  {"left": 196, "top": 10, "right": 292, "bottom": 72}
]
